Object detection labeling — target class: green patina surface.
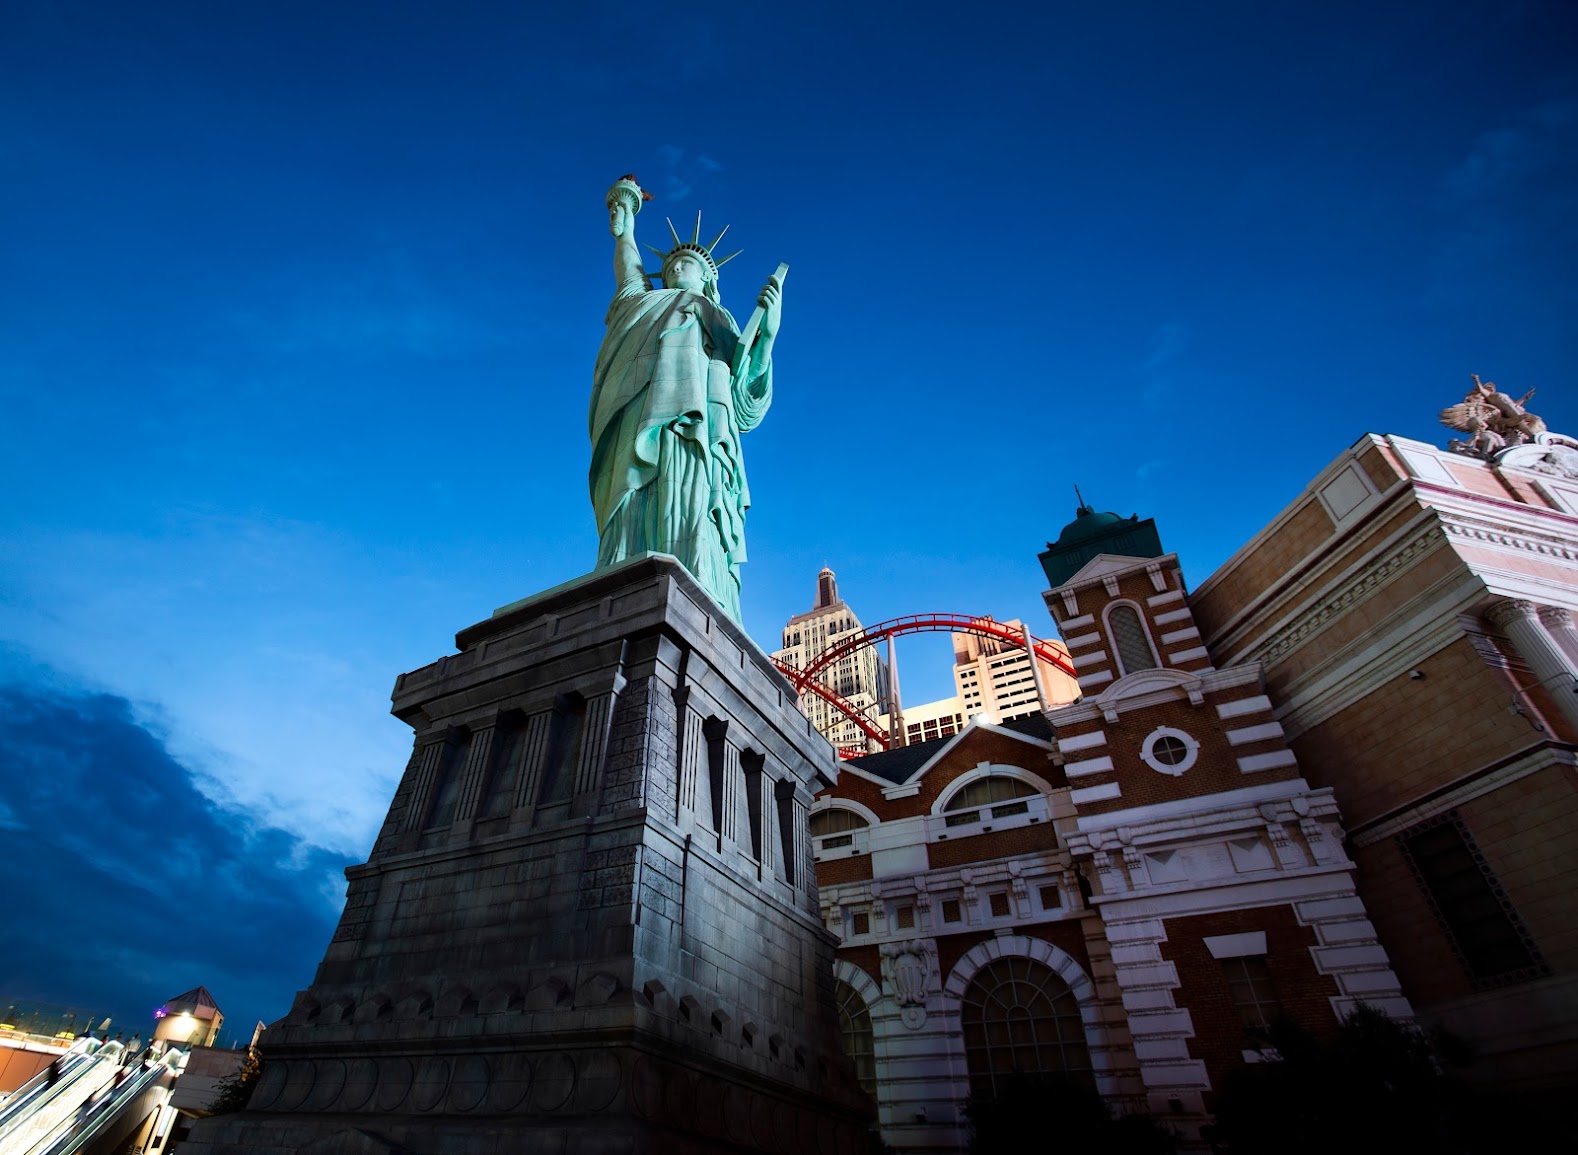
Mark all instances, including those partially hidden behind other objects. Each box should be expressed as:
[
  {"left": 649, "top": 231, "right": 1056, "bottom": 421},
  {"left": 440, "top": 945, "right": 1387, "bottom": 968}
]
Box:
[{"left": 589, "top": 177, "right": 785, "bottom": 622}]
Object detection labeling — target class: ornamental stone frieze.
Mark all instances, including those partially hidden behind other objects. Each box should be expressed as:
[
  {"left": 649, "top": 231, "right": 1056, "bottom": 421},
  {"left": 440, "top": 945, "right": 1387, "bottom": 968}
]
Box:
[
  {"left": 1247, "top": 522, "right": 1442, "bottom": 668},
  {"left": 1443, "top": 515, "right": 1578, "bottom": 562}
]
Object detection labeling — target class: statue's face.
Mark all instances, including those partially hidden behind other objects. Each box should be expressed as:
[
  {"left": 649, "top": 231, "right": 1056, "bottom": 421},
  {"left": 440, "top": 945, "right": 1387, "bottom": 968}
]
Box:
[{"left": 664, "top": 254, "right": 710, "bottom": 293}]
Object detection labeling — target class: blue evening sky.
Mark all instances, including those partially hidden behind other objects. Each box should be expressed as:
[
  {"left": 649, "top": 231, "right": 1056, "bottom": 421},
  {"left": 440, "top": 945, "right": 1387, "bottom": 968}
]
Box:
[{"left": 2, "top": 0, "right": 1574, "bottom": 1036}]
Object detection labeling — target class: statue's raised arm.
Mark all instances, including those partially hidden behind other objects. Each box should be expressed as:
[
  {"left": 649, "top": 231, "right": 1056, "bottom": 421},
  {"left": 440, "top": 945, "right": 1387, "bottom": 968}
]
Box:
[
  {"left": 606, "top": 175, "right": 649, "bottom": 291},
  {"left": 588, "top": 174, "right": 783, "bottom": 623}
]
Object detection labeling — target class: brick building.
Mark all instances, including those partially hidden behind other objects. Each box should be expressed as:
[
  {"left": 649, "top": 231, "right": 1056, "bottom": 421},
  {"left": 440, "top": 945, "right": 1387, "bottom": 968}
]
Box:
[
  {"left": 812, "top": 417, "right": 1578, "bottom": 1151},
  {"left": 1190, "top": 430, "right": 1578, "bottom": 1093},
  {"left": 813, "top": 503, "right": 1409, "bottom": 1151}
]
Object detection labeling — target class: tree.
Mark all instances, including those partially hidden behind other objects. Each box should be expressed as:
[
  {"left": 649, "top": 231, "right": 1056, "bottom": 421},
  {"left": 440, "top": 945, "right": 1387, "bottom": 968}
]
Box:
[
  {"left": 1203, "top": 1003, "right": 1529, "bottom": 1155},
  {"left": 206, "top": 1049, "right": 262, "bottom": 1115}
]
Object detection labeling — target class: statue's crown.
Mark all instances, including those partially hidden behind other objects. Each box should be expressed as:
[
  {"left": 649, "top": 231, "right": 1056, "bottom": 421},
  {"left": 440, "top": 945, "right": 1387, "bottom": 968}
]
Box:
[{"left": 645, "top": 212, "right": 742, "bottom": 281}]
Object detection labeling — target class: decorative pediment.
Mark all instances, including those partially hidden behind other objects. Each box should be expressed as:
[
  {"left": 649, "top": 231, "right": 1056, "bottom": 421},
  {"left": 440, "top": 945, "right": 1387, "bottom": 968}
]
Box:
[
  {"left": 1093, "top": 668, "right": 1205, "bottom": 720},
  {"left": 1058, "top": 553, "right": 1163, "bottom": 587}
]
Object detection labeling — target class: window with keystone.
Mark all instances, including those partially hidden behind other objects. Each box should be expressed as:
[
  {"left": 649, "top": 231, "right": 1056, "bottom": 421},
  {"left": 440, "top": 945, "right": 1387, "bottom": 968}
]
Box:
[{"left": 1221, "top": 955, "right": 1283, "bottom": 1034}]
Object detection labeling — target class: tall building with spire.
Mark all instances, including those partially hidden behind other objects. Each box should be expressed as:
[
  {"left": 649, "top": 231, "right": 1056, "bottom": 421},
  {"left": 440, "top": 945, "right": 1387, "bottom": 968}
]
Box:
[{"left": 774, "top": 567, "right": 891, "bottom": 750}]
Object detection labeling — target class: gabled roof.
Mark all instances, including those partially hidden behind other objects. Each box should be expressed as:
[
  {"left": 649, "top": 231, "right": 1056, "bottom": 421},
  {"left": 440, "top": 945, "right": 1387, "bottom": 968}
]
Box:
[
  {"left": 845, "top": 734, "right": 948, "bottom": 783},
  {"left": 844, "top": 712, "right": 1054, "bottom": 786},
  {"left": 160, "top": 986, "right": 223, "bottom": 1020}
]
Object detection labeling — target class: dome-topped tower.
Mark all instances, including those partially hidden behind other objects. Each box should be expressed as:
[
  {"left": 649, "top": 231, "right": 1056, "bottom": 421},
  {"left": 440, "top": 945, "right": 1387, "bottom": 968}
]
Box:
[{"left": 1038, "top": 494, "right": 1164, "bottom": 589}]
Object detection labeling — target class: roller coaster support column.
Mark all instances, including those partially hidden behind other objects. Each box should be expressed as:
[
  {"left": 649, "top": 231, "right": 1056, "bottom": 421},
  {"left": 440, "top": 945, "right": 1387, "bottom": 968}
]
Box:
[
  {"left": 1024, "top": 621, "right": 1050, "bottom": 715},
  {"left": 886, "top": 632, "right": 905, "bottom": 747}
]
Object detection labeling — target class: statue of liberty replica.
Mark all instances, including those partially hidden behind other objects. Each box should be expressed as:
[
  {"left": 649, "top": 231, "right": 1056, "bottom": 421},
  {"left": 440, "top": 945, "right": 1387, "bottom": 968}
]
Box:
[
  {"left": 592, "top": 176, "right": 785, "bottom": 622},
  {"left": 179, "top": 180, "right": 864, "bottom": 1154}
]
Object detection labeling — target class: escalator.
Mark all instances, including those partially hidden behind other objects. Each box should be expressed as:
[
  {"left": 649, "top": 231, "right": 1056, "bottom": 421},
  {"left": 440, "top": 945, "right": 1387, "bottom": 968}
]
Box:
[{"left": 0, "top": 1041, "right": 180, "bottom": 1155}]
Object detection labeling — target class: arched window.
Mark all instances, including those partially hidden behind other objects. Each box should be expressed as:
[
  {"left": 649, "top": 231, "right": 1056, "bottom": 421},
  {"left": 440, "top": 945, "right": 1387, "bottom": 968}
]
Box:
[
  {"left": 1108, "top": 603, "right": 1158, "bottom": 675},
  {"left": 810, "top": 807, "right": 870, "bottom": 848},
  {"left": 960, "top": 956, "right": 1093, "bottom": 1097},
  {"left": 942, "top": 776, "right": 1037, "bottom": 828},
  {"left": 834, "top": 979, "right": 877, "bottom": 1100}
]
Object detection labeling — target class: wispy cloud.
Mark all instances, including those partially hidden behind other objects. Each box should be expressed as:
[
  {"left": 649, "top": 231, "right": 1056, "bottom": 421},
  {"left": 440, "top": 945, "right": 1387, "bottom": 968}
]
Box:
[
  {"left": 228, "top": 246, "right": 520, "bottom": 360},
  {"left": 1138, "top": 320, "right": 1191, "bottom": 407},
  {"left": 654, "top": 145, "right": 725, "bottom": 203},
  {"left": 1431, "top": 88, "right": 1578, "bottom": 299},
  {"left": 656, "top": 143, "right": 692, "bottom": 200},
  {"left": 1142, "top": 320, "right": 1190, "bottom": 373},
  {"left": 1444, "top": 93, "right": 1577, "bottom": 204}
]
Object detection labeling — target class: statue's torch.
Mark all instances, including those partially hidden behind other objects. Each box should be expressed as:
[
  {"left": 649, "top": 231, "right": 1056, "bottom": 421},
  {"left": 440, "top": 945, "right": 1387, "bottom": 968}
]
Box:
[{"left": 606, "top": 175, "right": 651, "bottom": 237}]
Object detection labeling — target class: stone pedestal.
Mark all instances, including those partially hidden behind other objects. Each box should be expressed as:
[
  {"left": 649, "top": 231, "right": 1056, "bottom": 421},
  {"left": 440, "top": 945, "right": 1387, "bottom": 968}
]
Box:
[{"left": 184, "top": 555, "right": 869, "bottom": 1154}]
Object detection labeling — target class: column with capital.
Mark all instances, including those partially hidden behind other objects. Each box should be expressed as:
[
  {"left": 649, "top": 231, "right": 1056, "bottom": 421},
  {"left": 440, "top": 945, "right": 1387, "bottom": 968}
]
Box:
[
  {"left": 1485, "top": 599, "right": 1578, "bottom": 734},
  {"left": 1537, "top": 605, "right": 1578, "bottom": 669}
]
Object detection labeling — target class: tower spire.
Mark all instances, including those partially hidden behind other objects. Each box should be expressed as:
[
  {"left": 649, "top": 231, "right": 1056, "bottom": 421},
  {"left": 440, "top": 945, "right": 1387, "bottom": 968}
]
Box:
[{"left": 816, "top": 565, "right": 838, "bottom": 609}]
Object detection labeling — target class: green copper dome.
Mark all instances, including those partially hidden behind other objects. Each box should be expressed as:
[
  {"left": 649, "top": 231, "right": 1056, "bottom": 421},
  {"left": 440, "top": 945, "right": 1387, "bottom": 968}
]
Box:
[
  {"left": 1038, "top": 499, "right": 1165, "bottom": 589},
  {"left": 1053, "top": 504, "right": 1129, "bottom": 545}
]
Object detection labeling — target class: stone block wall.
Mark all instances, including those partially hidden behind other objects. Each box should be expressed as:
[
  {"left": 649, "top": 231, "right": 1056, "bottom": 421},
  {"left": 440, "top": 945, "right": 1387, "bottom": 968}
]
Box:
[{"left": 185, "top": 557, "right": 869, "bottom": 1154}]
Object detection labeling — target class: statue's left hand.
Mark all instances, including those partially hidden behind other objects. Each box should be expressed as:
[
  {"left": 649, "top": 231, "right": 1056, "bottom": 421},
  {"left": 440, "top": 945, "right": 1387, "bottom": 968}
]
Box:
[{"left": 758, "top": 275, "right": 783, "bottom": 339}]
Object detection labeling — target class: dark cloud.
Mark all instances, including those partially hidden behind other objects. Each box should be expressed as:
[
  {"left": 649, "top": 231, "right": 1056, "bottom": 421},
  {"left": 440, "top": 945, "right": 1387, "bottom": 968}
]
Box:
[{"left": 0, "top": 677, "right": 359, "bottom": 1045}]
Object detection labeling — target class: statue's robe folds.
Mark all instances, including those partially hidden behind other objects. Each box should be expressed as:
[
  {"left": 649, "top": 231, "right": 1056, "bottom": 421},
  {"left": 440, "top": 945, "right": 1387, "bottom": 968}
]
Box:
[{"left": 590, "top": 280, "right": 772, "bottom": 621}]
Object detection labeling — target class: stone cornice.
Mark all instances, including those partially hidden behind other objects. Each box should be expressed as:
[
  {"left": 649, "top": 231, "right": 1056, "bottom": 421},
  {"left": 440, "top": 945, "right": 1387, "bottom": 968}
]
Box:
[
  {"left": 1239, "top": 517, "right": 1446, "bottom": 670},
  {"left": 1201, "top": 495, "right": 1432, "bottom": 664},
  {"left": 1440, "top": 510, "right": 1578, "bottom": 565}
]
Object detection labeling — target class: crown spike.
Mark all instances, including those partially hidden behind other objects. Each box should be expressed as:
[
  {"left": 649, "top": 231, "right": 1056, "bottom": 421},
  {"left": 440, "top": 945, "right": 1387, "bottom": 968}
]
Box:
[
  {"left": 644, "top": 244, "right": 669, "bottom": 262},
  {"left": 714, "top": 249, "right": 743, "bottom": 269},
  {"left": 707, "top": 224, "right": 731, "bottom": 252},
  {"left": 693, "top": 211, "right": 702, "bottom": 244},
  {"left": 666, "top": 217, "right": 682, "bottom": 246}
]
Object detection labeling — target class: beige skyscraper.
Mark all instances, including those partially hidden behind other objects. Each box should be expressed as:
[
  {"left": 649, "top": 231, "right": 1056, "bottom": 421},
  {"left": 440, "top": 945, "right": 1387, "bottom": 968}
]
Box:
[
  {"left": 899, "top": 620, "right": 1079, "bottom": 745},
  {"left": 953, "top": 619, "right": 1079, "bottom": 720},
  {"left": 773, "top": 567, "right": 890, "bottom": 750}
]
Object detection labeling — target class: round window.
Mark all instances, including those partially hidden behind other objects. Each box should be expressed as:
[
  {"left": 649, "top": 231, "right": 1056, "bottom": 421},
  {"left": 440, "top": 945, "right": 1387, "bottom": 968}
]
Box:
[
  {"left": 1150, "top": 736, "right": 1189, "bottom": 765},
  {"left": 1140, "top": 727, "right": 1198, "bottom": 776}
]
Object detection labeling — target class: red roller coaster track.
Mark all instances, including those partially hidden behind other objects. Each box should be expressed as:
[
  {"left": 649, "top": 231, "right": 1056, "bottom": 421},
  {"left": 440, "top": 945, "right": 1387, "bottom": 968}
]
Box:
[{"left": 770, "top": 614, "right": 1075, "bottom": 755}]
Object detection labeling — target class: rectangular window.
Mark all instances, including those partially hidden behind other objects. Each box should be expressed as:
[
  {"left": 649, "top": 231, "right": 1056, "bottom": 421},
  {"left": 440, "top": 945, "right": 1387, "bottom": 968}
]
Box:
[
  {"left": 1221, "top": 955, "right": 1282, "bottom": 1033},
  {"left": 1039, "top": 885, "right": 1061, "bottom": 910},
  {"left": 850, "top": 911, "right": 870, "bottom": 935},
  {"left": 988, "top": 892, "right": 1010, "bottom": 917},
  {"left": 1399, "top": 810, "right": 1545, "bottom": 987},
  {"left": 944, "top": 809, "right": 981, "bottom": 828},
  {"left": 942, "top": 899, "right": 962, "bottom": 923},
  {"left": 895, "top": 905, "right": 915, "bottom": 930}
]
